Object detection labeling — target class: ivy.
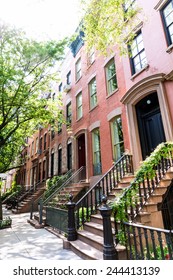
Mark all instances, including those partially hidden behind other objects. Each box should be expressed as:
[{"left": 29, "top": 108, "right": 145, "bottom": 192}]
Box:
[{"left": 110, "top": 142, "right": 173, "bottom": 235}]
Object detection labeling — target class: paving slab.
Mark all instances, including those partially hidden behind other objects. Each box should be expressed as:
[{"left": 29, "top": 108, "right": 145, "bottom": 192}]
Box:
[{"left": 0, "top": 207, "right": 82, "bottom": 260}]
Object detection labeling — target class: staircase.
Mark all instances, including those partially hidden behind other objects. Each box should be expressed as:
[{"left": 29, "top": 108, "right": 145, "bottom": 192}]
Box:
[
  {"left": 47, "top": 182, "right": 89, "bottom": 208},
  {"left": 28, "top": 167, "right": 88, "bottom": 228},
  {"left": 68, "top": 167, "right": 173, "bottom": 260},
  {"left": 12, "top": 183, "right": 46, "bottom": 214},
  {"left": 69, "top": 174, "right": 134, "bottom": 260}
]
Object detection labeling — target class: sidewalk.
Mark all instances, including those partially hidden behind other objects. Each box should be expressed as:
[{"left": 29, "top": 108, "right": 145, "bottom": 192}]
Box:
[{"left": 0, "top": 207, "right": 82, "bottom": 260}]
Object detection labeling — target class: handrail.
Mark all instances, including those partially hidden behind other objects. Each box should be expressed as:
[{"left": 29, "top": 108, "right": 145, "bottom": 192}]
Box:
[
  {"left": 75, "top": 154, "right": 133, "bottom": 229},
  {"left": 43, "top": 166, "right": 86, "bottom": 206},
  {"left": 123, "top": 220, "right": 173, "bottom": 260},
  {"left": 115, "top": 143, "right": 173, "bottom": 223}
]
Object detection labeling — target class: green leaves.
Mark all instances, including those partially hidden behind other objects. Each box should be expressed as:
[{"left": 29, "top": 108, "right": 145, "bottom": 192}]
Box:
[
  {"left": 81, "top": 0, "right": 140, "bottom": 55},
  {"left": 0, "top": 24, "right": 67, "bottom": 172}
]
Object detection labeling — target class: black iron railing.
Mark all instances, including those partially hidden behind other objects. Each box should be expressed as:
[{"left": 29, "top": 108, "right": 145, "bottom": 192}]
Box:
[
  {"left": 115, "top": 156, "right": 173, "bottom": 226},
  {"left": 75, "top": 154, "right": 133, "bottom": 229},
  {"left": 123, "top": 221, "right": 173, "bottom": 260},
  {"left": 43, "top": 166, "right": 86, "bottom": 206}
]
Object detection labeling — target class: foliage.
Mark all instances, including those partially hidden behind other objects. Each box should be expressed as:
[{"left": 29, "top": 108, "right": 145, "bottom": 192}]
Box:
[
  {"left": 0, "top": 216, "right": 12, "bottom": 229},
  {"left": 43, "top": 174, "right": 71, "bottom": 201},
  {"left": 0, "top": 24, "right": 68, "bottom": 173},
  {"left": 81, "top": 0, "right": 140, "bottom": 55},
  {"left": 110, "top": 142, "right": 173, "bottom": 232},
  {"left": 144, "top": 244, "right": 170, "bottom": 260}
]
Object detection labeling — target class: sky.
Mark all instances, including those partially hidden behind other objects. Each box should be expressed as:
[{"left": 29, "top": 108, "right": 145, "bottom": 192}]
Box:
[{"left": 0, "top": 0, "right": 82, "bottom": 40}]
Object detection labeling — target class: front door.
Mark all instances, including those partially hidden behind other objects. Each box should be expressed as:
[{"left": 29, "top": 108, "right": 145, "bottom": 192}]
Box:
[
  {"left": 136, "top": 92, "right": 166, "bottom": 159},
  {"left": 78, "top": 134, "right": 86, "bottom": 168}
]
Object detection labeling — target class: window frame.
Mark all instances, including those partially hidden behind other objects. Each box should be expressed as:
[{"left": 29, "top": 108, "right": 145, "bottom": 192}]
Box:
[
  {"left": 110, "top": 116, "right": 124, "bottom": 162},
  {"left": 76, "top": 91, "right": 83, "bottom": 120},
  {"left": 92, "top": 128, "right": 102, "bottom": 175},
  {"left": 129, "top": 30, "right": 147, "bottom": 75},
  {"left": 66, "top": 102, "right": 72, "bottom": 126},
  {"left": 89, "top": 77, "right": 97, "bottom": 110},
  {"left": 161, "top": 0, "right": 173, "bottom": 46},
  {"left": 105, "top": 58, "right": 118, "bottom": 96},
  {"left": 75, "top": 58, "right": 82, "bottom": 81}
]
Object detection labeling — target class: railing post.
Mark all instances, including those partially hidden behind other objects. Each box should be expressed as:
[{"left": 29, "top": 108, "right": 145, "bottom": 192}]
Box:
[
  {"left": 30, "top": 199, "right": 34, "bottom": 220},
  {"left": 39, "top": 198, "right": 43, "bottom": 225},
  {"left": 99, "top": 195, "right": 118, "bottom": 260},
  {"left": 66, "top": 194, "right": 77, "bottom": 241}
]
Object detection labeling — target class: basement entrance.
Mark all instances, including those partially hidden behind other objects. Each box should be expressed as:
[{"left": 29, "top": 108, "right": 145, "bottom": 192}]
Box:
[{"left": 136, "top": 92, "right": 166, "bottom": 159}]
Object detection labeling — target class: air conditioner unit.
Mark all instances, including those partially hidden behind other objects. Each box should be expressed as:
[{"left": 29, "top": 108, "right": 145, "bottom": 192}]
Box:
[{"left": 63, "top": 84, "right": 71, "bottom": 93}]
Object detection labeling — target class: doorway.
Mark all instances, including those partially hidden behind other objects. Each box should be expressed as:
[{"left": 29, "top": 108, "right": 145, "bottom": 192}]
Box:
[
  {"left": 136, "top": 92, "right": 166, "bottom": 159},
  {"left": 77, "top": 134, "right": 86, "bottom": 168}
]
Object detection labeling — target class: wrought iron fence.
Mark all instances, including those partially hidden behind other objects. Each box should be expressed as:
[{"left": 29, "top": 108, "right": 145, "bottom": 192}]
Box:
[
  {"left": 123, "top": 221, "right": 173, "bottom": 260},
  {"left": 75, "top": 154, "right": 133, "bottom": 229},
  {"left": 46, "top": 207, "right": 68, "bottom": 233}
]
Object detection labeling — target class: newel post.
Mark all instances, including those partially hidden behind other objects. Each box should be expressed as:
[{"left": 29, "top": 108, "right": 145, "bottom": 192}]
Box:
[
  {"left": 39, "top": 198, "right": 43, "bottom": 225},
  {"left": 66, "top": 194, "right": 77, "bottom": 241},
  {"left": 99, "top": 195, "right": 118, "bottom": 260}
]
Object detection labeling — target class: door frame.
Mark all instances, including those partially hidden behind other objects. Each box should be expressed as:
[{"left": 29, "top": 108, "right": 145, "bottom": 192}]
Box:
[{"left": 121, "top": 74, "right": 173, "bottom": 170}]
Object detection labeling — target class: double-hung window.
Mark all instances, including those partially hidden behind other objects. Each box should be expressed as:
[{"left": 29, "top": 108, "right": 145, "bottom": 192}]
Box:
[
  {"left": 76, "top": 92, "right": 83, "bottom": 120},
  {"left": 92, "top": 129, "right": 102, "bottom": 175},
  {"left": 75, "top": 58, "right": 81, "bottom": 81},
  {"left": 105, "top": 59, "right": 117, "bottom": 95},
  {"left": 161, "top": 0, "right": 173, "bottom": 46},
  {"left": 89, "top": 77, "right": 97, "bottom": 109},
  {"left": 111, "top": 116, "right": 124, "bottom": 161},
  {"left": 66, "top": 102, "right": 72, "bottom": 126},
  {"left": 130, "top": 31, "right": 147, "bottom": 75}
]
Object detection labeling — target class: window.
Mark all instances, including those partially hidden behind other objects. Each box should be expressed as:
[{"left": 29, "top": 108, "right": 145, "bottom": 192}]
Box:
[
  {"left": 161, "top": 0, "right": 173, "bottom": 46},
  {"left": 66, "top": 102, "right": 72, "bottom": 126},
  {"left": 59, "top": 83, "right": 62, "bottom": 92},
  {"left": 87, "top": 48, "right": 95, "bottom": 66},
  {"left": 76, "top": 92, "right": 83, "bottom": 120},
  {"left": 42, "top": 160, "right": 46, "bottom": 180},
  {"left": 44, "top": 133, "right": 47, "bottom": 150},
  {"left": 105, "top": 59, "right": 117, "bottom": 95},
  {"left": 58, "top": 145, "right": 62, "bottom": 175},
  {"left": 92, "top": 129, "right": 102, "bottom": 175},
  {"left": 39, "top": 137, "right": 42, "bottom": 152},
  {"left": 31, "top": 141, "right": 34, "bottom": 156},
  {"left": 35, "top": 137, "right": 39, "bottom": 154},
  {"left": 124, "top": 0, "right": 136, "bottom": 12},
  {"left": 67, "top": 141, "right": 72, "bottom": 170},
  {"left": 51, "top": 149, "right": 54, "bottom": 177},
  {"left": 38, "top": 162, "right": 42, "bottom": 182},
  {"left": 130, "top": 31, "right": 147, "bottom": 75},
  {"left": 89, "top": 77, "right": 97, "bottom": 109},
  {"left": 111, "top": 116, "right": 124, "bottom": 161},
  {"left": 75, "top": 58, "right": 81, "bottom": 81},
  {"left": 67, "top": 71, "right": 71, "bottom": 85}
]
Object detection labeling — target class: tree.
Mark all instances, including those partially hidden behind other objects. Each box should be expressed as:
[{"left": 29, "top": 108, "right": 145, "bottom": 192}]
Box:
[
  {"left": 0, "top": 24, "right": 67, "bottom": 173},
  {"left": 81, "top": 0, "right": 140, "bottom": 55}
]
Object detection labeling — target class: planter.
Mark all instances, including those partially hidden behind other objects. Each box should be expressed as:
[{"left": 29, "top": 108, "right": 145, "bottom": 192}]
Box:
[{"left": 0, "top": 217, "right": 12, "bottom": 230}]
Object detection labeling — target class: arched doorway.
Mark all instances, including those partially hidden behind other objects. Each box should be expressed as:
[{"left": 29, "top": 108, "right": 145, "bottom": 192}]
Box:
[
  {"left": 136, "top": 92, "right": 166, "bottom": 159},
  {"left": 77, "top": 134, "right": 86, "bottom": 168}
]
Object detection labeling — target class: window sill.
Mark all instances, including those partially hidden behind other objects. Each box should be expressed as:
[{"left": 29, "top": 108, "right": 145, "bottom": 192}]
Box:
[
  {"left": 166, "top": 44, "right": 173, "bottom": 53},
  {"left": 75, "top": 76, "right": 82, "bottom": 84},
  {"left": 76, "top": 116, "right": 83, "bottom": 122},
  {"left": 106, "top": 88, "right": 119, "bottom": 99},
  {"left": 89, "top": 104, "right": 98, "bottom": 112},
  {"left": 130, "top": 64, "right": 149, "bottom": 81}
]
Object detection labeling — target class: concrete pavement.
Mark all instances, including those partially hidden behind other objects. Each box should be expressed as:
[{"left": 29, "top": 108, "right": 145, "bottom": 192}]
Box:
[{"left": 0, "top": 206, "right": 82, "bottom": 260}]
